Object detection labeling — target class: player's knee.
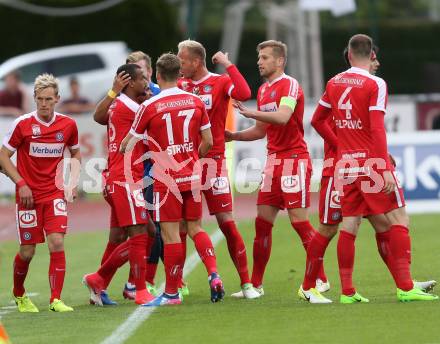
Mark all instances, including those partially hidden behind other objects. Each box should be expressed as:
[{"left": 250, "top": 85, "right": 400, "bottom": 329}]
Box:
[
  {"left": 319, "top": 224, "right": 338, "bottom": 238},
  {"left": 215, "top": 211, "right": 233, "bottom": 226},
  {"left": 19, "top": 246, "right": 35, "bottom": 261},
  {"left": 48, "top": 238, "right": 64, "bottom": 252}
]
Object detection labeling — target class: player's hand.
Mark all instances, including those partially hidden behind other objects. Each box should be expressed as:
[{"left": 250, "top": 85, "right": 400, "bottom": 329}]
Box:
[
  {"left": 212, "top": 51, "right": 232, "bottom": 68},
  {"left": 234, "top": 100, "right": 255, "bottom": 119},
  {"left": 19, "top": 184, "right": 34, "bottom": 209},
  {"left": 112, "top": 72, "right": 131, "bottom": 94},
  {"left": 388, "top": 154, "right": 396, "bottom": 168},
  {"left": 65, "top": 186, "right": 78, "bottom": 203},
  {"left": 225, "top": 130, "right": 235, "bottom": 142},
  {"left": 382, "top": 170, "right": 396, "bottom": 194}
]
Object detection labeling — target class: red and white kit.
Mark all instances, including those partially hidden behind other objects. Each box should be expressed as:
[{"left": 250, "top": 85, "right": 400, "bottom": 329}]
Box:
[
  {"left": 131, "top": 87, "right": 211, "bottom": 222},
  {"left": 103, "top": 93, "right": 150, "bottom": 228},
  {"left": 178, "top": 66, "right": 250, "bottom": 214},
  {"left": 319, "top": 67, "right": 405, "bottom": 217},
  {"left": 3, "top": 112, "right": 78, "bottom": 244},
  {"left": 256, "top": 74, "right": 311, "bottom": 209}
]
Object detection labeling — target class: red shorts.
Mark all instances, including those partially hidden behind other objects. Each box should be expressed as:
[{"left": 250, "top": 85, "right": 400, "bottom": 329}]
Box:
[
  {"left": 257, "top": 154, "right": 311, "bottom": 209},
  {"left": 16, "top": 198, "right": 67, "bottom": 245},
  {"left": 319, "top": 176, "right": 342, "bottom": 225},
  {"left": 153, "top": 189, "right": 202, "bottom": 222},
  {"left": 104, "top": 182, "right": 150, "bottom": 228},
  {"left": 201, "top": 157, "right": 233, "bottom": 215},
  {"left": 341, "top": 171, "right": 406, "bottom": 217}
]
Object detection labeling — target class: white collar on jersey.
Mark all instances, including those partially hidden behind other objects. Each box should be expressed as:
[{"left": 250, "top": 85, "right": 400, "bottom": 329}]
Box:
[
  {"left": 140, "top": 86, "right": 194, "bottom": 108},
  {"left": 32, "top": 111, "right": 58, "bottom": 127},
  {"left": 190, "top": 72, "right": 218, "bottom": 85},
  {"left": 267, "top": 73, "right": 287, "bottom": 87},
  {"left": 118, "top": 93, "right": 140, "bottom": 113},
  {"left": 347, "top": 67, "right": 371, "bottom": 76}
]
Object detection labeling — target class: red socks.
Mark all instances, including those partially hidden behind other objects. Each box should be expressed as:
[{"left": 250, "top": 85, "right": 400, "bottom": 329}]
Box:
[
  {"left": 100, "top": 241, "right": 120, "bottom": 266},
  {"left": 98, "top": 241, "right": 129, "bottom": 286},
  {"left": 128, "top": 234, "right": 147, "bottom": 291},
  {"left": 375, "top": 231, "right": 391, "bottom": 266},
  {"left": 292, "top": 221, "right": 328, "bottom": 283},
  {"left": 13, "top": 254, "right": 30, "bottom": 297},
  {"left": 49, "top": 251, "right": 66, "bottom": 302},
  {"left": 387, "top": 225, "right": 413, "bottom": 291},
  {"left": 193, "top": 231, "right": 217, "bottom": 275},
  {"left": 219, "top": 221, "right": 250, "bottom": 285},
  {"left": 302, "top": 232, "right": 331, "bottom": 290},
  {"left": 164, "top": 243, "right": 183, "bottom": 294},
  {"left": 251, "top": 217, "right": 273, "bottom": 287},
  {"left": 337, "top": 230, "right": 356, "bottom": 296}
]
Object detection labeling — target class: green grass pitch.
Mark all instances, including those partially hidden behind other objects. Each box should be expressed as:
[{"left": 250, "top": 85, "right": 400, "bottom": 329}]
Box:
[{"left": 1, "top": 214, "right": 439, "bottom": 344}]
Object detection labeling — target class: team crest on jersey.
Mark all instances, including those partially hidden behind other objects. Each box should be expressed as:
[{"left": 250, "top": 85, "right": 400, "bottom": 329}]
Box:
[
  {"left": 192, "top": 86, "right": 200, "bottom": 95},
  {"left": 204, "top": 85, "right": 212, "bottom": 93},
  {"left": 281, "top": 175, "right": 300, "bottom": 193},
  {"left": 32, "top": 124, "right": 41, "bottom": 137},
  {"left": 56, "top": 132, "right": 64, "bottom": 142},
  {"left": 181, "top": 81, "right": 189, "bottom": 90},
  {"left": 53, "top": 199, "right": 67, "bottom": 216},
  {"left": 329, "top": 191, "right": 341, "bottom": 208},
  {"left": 270, "top": 90, "right": 276, "bottom": 99},
  {"left": 211, "top": 177, "right": 229, "bottom": 195},
  {"left": 18, "top": 210, "right": 37, "bottom": 228}
]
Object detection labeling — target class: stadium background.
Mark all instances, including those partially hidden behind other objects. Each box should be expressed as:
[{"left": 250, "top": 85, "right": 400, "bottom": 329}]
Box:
[{"left": 0, "top": 1, "right": 439, "bottom": 343}]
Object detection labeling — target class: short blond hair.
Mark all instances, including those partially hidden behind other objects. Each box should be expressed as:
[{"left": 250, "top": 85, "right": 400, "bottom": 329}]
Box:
[
  {"left": 34, "top": 73, "right": 59, "bottom": 95},
  {"left": 257, "top": 40, "right": 288, "bottom": 65},
  {"left": 178, "top": 39, "right": 206, "bottom": 65},
  {"left": 126, "top": 51, "right": 152, "bottom": 68}
]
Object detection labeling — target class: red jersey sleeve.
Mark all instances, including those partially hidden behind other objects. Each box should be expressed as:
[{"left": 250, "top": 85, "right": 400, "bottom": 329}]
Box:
[
  {"left": 66, "top": 120, "right": 80, "bottom": 149},
  {"left": 130, "top": 103, "right": 149, "bottom": 138},
  {"left": 2, "top": 118, "right": 23, "bottom": 152},
  {"left": 311, "top": 104, "right": 338, "bottom": 147},
  {"left": 199, "top": 102, "right": 211, "bottom": 131},
  {"left": 225, "top": 65, "right": 251, "bottom": 101},
  {"left": 368, "top": 77, "right": 387, "bottom": 113},
  {"left": 318, "top": 91, "right": 332, "bottom": 109}
]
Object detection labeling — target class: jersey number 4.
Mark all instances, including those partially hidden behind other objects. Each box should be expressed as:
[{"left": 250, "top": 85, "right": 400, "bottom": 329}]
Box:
[
  {"left": 338, "top": 87, "right": 352, "bottom": 119},
  {"left": 162, "top": 109, "right": 194, "bottom": 145}
]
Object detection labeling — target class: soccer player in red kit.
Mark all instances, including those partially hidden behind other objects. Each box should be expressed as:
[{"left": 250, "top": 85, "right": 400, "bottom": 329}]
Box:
[
  {"left": 82, "top": 63, "right": 156, "bottom": 306},
  {"left": 177, "top": 39, "right": 260, "bottom": 298},
  {"left": 0, "top": 74, "right": 80, "bottom": 312},
  {"left": 298, "top": 45, "right": 436, "bottom": 303},
  {"left": 121, "top": 53, "right": 224, "bottom": 305},
  {"left": 226, "top": 40, "right": 328, "bottom": 297},
  {"left": 305, "top": 34, "right": 438, "bottom": 303}
]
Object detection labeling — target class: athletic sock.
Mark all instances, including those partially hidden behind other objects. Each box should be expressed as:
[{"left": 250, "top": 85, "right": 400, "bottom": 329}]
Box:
[
  {"left": 302, "top": 232, "right": 331, "bottom": 290},
  {"left": 219, "top": 220, "right": 250, "bottom": 285},
  {"left": 292, "top": 220, "right": 328, "bottom": 283},
  {"left": 49, "top": 251, "right": 66, "bottom": 302},
  {"left": 251, "top": 217, "right": 273, "bottom": 287},
  {"left": 13, "top": 254, "right": 30, "bottom": 297},
  {"left": 192, "top": 231, "right": 217, "bottom": 275},
  {"left": 337, "top": 230, "right": 356, "bottom": 296}
]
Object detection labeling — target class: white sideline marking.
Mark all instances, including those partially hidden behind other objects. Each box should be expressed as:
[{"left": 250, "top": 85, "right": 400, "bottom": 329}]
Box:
[{"left": 100, "top": 229, "right": 224, "bottom": 344}]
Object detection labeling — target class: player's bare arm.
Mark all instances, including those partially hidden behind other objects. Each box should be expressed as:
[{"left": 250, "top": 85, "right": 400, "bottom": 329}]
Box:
[
  {"left": 93, "top": 71, "right": 131, "bottom": 125},
  {"left": 119, "top": 133, "right": 140, "bottom": 154},
  {"left": 234, "top": 100, "right": 293, "bottom": 125},
  {"left": 198, "top": 127, "right": 213, "bottom": 158},
  {"left": 225, "top": 119, "right": 267, "bottom": 142},
  {"left": 65, "top": 147, "right": 81, "bottom": 202},
  {"left": 0, "top": 146, "right": 34, "bottom": 208}
]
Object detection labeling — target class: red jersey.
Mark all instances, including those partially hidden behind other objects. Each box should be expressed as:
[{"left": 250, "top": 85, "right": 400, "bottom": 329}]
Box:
[
  {"left": 3, "top": 111, "right": 79, "bottom": 203},
  {"left": 322, "top": 117, "right": 337, "bottom": 177},
  {"left": 130, "top": 87, "right": 211, "bottom": 192},
  {"left": 320, "top": 67, "right": 388, "bottom": 171},
  {"left": 178, "top": 67, "right": 250, "bottom": 158},
  {"left": 257, "top": 73, "right": 308, "bottom": 157},
  {"left": 103, "top": 93, "right": 146, "bottom": 184}
]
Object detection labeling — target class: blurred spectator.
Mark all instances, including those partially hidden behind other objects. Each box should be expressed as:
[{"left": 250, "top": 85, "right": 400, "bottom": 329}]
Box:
[
  {"left": 57, "top": 76, "right": 95, "bottom": 114},
  {"left": 0, "top": 71, "right": 30, "bottom": 117}
]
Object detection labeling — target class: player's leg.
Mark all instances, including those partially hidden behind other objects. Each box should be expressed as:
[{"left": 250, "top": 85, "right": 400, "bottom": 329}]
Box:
[{"left": 145, "top": 223, "right": 162, "bottom": 296}]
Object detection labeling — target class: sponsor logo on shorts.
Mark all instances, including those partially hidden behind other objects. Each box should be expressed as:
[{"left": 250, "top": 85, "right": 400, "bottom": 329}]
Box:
[
  {"left": 221, "top": 202, "right": 231, "bottom": 208},
  {"left": 211, "top": 177, "right": 229, "bottom": 195},
  {"left": 18, "top": 210, "right": 37, "bottom": 228},
  {"left": 281, "top": 175, "right": 300, "bottom": 193},
  {"left": 132, "top": 189, "right": 146, "bottom": 208},
  {"left": 23, "top": 232, "right": 32, "bottom": 240},
  {"left": 329, "top": 191, "right": 341, "bottom": 209},
  {"left": 56, "top": 132, "right": 64, "bottom": 142},
  {"left": 53, "top": 199, "right": 67, "bottom": 216},
  {"left": 141, "top": 210, "right": 147, "bottom": 219},
  {"left": 29, "top": 142, "right": 64, "bottom": 157},
  {"left": 332, "top": 211, "right": 341, "bottom": 221}
]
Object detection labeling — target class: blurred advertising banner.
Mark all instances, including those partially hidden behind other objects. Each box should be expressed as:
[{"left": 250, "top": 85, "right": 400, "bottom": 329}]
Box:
[
  {"left": 416, "top": 102, "right": 440, "bottom": 130},
  {"left": 388, "top": 131, "right": 440, "bottom": 213}
]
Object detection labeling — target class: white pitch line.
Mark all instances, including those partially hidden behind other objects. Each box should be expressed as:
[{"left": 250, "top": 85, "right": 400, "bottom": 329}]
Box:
[{"left": 100, "top": 229, "right": 224, "bottom": 344}]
